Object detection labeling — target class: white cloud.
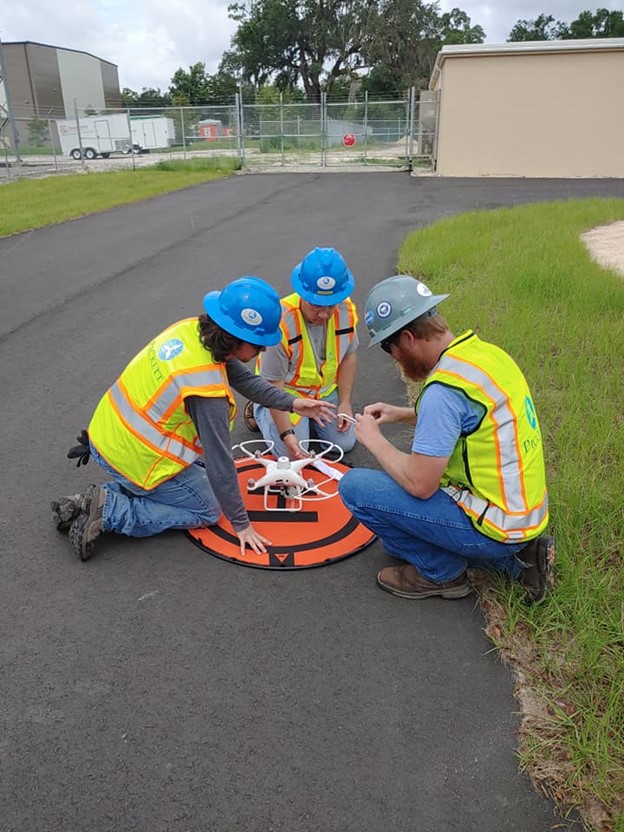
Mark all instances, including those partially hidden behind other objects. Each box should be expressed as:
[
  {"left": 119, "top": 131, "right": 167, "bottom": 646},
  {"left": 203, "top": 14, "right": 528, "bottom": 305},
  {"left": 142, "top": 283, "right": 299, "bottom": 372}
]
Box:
[
  {"left": 2, "top": 0, "right": 623, "bottom": 91},
  {"left": 1, "top": 0, "right": 237, "bottom": 91}
]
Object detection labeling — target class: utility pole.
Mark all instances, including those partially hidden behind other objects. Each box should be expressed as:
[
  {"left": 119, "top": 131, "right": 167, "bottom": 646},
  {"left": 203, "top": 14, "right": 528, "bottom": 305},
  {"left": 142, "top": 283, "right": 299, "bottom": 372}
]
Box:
[{"left": 0, "top": 35, "right": 21, "bottom": 162}]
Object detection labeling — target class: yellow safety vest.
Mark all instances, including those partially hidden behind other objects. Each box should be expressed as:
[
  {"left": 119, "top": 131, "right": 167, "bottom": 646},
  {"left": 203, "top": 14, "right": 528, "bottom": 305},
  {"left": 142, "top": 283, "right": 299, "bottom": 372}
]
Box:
[
  {"left": 257, "top": 293, "right": 358, "bottom": 425},
  {"left": 89, "top": 318, "right": 237, "bottom": 490},
  {"left": 417, "top": 330, "right": 549, "bottom": 543}
]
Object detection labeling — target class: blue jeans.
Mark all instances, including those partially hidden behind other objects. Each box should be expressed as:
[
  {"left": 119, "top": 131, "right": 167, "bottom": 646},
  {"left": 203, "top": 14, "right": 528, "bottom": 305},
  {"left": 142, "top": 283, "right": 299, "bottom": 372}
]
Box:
[
  {"left": 254, "top": 389, "right": 356, "bottom": 458},
  {"left": 339, "top": 469, "right": 525, "bottom": 583},
  {"left": 90, "top": 445, "right": 221, "bottom": 537}
]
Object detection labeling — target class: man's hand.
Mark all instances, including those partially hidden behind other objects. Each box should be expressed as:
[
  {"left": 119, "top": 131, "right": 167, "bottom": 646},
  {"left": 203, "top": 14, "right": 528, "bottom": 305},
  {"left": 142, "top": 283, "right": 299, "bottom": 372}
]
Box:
[
  {"left": 364, "top": 402, "right": 415, "bottom": 425},
  {"left": 284, "top": 433, "right": 308, "bottom": 460},
  {"left": 292, "top": 397, "right": 336, "bottom": 427},
  {"left": 337, "top": 401, "right": 354, "bottom": 433},
  {"left": 237, "top": 524, "right": 272, "bottom": 556},
  {"left": 354, "top": 412, "right": 383, "bottom": 451}
]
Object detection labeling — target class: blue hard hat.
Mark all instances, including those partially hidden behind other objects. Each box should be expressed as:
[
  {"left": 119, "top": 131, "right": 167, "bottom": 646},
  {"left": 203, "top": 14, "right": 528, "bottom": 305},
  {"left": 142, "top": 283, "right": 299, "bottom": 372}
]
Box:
[
  {"left": 203, "top": 277, "right": 282, "bottom": 347},
  {"left": 291, "top": 247, "right": 355, "bottom": 306}
]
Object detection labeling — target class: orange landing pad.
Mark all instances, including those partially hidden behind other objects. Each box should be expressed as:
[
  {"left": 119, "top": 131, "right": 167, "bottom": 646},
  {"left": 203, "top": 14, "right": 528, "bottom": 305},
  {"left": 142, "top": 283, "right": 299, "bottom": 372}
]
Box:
[{"left": 186, "top": 458, "right": 376, "bottom": 569}]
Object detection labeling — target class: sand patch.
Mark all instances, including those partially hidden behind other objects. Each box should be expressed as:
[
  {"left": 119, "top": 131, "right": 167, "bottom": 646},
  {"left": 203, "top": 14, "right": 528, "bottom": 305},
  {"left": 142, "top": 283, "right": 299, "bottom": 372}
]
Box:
[{"left": 581, "top": 220, "right": 624, "bottom": 277}]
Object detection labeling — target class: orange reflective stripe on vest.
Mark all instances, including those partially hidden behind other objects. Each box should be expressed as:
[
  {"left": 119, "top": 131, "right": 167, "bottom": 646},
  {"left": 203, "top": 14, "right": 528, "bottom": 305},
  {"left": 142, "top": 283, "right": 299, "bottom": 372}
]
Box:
[{"left": 89, "top": 318, "right": 236, "bottom": 490}]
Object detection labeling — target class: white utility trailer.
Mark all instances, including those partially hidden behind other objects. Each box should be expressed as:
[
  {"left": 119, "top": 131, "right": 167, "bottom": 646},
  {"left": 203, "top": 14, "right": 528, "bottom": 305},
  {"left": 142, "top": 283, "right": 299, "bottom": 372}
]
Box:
[
  {"left": 55, "top": 114, "right": 175, "bottom": 159},
  {"left": 131, "top": 117, "right": 176, "bottom": 150}
]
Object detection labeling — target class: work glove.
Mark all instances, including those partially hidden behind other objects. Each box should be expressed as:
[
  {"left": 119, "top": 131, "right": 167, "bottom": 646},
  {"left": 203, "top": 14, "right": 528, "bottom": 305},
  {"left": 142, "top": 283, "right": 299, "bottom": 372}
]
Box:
[{"left": 67, "top": 429, "right": 91, "bottom": 467}]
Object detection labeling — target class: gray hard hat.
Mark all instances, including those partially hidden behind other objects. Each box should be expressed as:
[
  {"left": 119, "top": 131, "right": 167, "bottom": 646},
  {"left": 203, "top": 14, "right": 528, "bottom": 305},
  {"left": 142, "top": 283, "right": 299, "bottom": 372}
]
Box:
[{"left": 364, "top": 275, "right": 449, "bottom": 347}]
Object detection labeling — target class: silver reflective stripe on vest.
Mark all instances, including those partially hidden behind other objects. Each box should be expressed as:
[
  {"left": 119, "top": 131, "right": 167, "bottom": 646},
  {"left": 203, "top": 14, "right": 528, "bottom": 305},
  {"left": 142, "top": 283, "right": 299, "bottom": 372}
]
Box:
[
  {"left": 109, "top": 382, "right": 199, "bottom": 464},
  {"left": 145, "top": 368, "right": 226, "bottom": 422},
  {"left": 337, "top": 303, "right": 353, "bottom": 332},
  {"left": 440, "top": 355, "right": 526, "bottom": 513},
  {"left": 442, "top": 485, "right": 548, "bottom": 540}
]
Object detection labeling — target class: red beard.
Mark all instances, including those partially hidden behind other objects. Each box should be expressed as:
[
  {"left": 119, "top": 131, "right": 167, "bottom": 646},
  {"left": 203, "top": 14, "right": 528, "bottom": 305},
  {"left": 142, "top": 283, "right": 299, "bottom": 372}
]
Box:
[{"left": 396, "top": 352, "right": 430, "bottom": 382}]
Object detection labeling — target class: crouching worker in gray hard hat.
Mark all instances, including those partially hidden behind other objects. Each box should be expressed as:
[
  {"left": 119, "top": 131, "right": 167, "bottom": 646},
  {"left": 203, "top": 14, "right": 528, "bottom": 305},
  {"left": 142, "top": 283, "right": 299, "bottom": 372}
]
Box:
[
  {"left": 52, "top": 277, "right": 336, "bottom": 562},
  {"left": 338, "top": 275, "right": 555, "bottom": 604}
]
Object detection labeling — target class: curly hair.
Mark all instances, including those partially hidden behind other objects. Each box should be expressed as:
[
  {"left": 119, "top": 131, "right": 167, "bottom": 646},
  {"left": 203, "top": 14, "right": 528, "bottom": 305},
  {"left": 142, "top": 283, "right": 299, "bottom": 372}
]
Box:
[{"left": 198, "top": 314, "right": 244, "bottom": 362}]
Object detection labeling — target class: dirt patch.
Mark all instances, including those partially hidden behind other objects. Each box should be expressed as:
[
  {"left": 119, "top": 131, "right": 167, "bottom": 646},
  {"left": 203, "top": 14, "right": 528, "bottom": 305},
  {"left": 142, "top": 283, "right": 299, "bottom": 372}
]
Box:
[{"left": 581, "top": 221, "right": 624, "bottom": 278}]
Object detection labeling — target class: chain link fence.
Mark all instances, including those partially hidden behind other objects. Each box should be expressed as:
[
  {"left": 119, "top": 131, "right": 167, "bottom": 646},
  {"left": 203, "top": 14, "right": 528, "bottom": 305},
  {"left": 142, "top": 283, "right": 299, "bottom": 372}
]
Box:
[{"left": 0, "top": 90, "right": 438, "bottom": 182}]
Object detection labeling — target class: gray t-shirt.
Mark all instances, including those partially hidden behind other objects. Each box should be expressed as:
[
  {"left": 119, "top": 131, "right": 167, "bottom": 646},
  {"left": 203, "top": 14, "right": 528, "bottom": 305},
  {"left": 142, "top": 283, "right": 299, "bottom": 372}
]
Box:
[
  {"left": 259, "top": 321, "right": 359, "bottom": 382},
  {"left": 185, "top": 359, "right": 296, "bottom": 532}
]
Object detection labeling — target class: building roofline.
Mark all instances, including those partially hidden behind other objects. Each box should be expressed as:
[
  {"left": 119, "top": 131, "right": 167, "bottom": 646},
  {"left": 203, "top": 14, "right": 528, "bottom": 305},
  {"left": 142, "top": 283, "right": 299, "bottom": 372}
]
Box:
[
  {"left": 429, "top": 37, "right": 624, "bottom": 89},
  {"left": 2, "top": 40, "right": 118, "bottom": 69}
]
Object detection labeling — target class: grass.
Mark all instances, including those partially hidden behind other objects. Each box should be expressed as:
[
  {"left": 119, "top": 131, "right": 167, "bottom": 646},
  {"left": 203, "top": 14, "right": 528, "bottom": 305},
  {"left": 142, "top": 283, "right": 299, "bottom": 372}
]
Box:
[
  {"left": 0, "top": 158, "right": 240, "bottom": 237},
  {"left": 398, "top": 199, "right": 624, "bottom": 831}
]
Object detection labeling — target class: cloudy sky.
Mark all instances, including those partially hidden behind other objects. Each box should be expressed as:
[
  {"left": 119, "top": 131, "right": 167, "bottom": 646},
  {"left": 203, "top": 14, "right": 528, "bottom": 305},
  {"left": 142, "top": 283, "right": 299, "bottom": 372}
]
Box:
[{"left": 1, "top": 0, "right": 622, "bottom": 92}]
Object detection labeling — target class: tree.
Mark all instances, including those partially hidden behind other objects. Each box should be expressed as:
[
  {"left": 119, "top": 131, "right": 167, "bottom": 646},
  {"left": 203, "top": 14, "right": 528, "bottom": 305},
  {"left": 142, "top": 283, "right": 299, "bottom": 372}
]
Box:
[
  {"left": 507, "top": 13, "right": 566, "bottom": 41},
  {"left": 122, "top": 87, "right": 172, "bottom": 109},
  {"left": 440, "top": 8, "right": 485, "bottom": 45},
  {"left": 227, "top": 0, "right": 374, "bottom": 103},
  {"left": 361, "top": 0, "right": 484, "bottom": 92},
  {"left": 563, "top": 8, "right": 624, "bottom": 38},
  {"left": 169, "top": 62, "right": 212, "bottom": 105},
  {"left": 27, "top": 116, "right": 48, "bottom": 147},
  {"left": 508, "top": 8, "right": 624, "bottom": 41}
]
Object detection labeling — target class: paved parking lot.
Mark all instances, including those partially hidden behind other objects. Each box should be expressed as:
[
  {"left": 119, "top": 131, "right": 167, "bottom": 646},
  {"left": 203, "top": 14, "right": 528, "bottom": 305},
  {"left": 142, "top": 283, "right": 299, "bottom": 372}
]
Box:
[{"left": 4, "top": 173, "right": 621, "bottom": 831}]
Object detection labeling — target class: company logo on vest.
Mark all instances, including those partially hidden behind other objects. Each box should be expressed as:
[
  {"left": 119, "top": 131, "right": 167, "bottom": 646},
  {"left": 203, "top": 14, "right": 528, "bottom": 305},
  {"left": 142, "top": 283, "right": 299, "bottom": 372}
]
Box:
[
  {"left": 159, "top": 339, "right": 184, "bottom": 361},
  {"left": 524, "top": 395, "right": 537, "bottom": 430}
]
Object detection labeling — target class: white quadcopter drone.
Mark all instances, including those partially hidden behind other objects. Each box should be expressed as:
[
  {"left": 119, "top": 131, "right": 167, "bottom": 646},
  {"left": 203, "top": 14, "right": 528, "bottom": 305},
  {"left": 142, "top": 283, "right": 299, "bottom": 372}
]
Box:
[{"left": 232, "top": 438, "right": 346, "bottom": 512}]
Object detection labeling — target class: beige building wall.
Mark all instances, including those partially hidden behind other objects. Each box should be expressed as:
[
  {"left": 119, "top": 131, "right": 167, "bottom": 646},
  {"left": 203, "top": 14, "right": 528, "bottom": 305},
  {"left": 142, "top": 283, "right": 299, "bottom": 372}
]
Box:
[{"left": 431, "top": 41, "right": 624, "bottom": 178}]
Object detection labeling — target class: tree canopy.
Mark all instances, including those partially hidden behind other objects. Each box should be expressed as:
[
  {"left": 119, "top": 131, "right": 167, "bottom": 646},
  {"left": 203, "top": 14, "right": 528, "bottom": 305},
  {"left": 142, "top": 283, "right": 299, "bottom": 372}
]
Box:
[
  {"left": 226, "top": 0, "right": 484, "bottom": 102},
  {"left": 508, "top": 7, "right": 624, "bottom": 41}
]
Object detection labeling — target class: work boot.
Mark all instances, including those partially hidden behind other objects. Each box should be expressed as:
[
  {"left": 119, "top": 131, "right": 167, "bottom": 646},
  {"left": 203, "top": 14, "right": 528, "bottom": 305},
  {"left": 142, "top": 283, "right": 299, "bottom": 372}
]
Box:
[
  {"left": 51, "top": 484, "right": 97, "bottom": 531},
  {"left": 243, "top": 400, "right": 260, "bottom": 433},
  {"left": 377, "top": 563, "right": 472, "bottom": 600},
  {"left": 69, "top": 485, "right": 105, "bottom": 562},
  {"left": 517, "top": 535, "right": 556, "bottom": 605}
]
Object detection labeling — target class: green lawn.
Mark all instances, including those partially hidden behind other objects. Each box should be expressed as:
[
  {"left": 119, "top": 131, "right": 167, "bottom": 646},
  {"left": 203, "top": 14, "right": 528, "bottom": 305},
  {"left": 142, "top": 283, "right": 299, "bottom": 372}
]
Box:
[
  {"left": 0, "top": 158, "right": 240, "bottom": 237},
  {"left": 399, "top": 199, "right": 624, "bottom": 832}
]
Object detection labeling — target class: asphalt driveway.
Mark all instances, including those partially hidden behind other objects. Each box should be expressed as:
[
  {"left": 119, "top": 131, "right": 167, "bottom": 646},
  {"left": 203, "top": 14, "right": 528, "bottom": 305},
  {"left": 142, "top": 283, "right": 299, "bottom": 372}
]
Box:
[{"left": 3, "top": 172, "right": 622, "bottom": 832}]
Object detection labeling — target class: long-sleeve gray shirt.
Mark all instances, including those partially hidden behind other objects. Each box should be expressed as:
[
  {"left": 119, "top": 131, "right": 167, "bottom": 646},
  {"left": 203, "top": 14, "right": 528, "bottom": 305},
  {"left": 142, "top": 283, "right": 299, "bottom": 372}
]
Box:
[{"left": 185, "top": 359, "right": 296, "bottom": 532}]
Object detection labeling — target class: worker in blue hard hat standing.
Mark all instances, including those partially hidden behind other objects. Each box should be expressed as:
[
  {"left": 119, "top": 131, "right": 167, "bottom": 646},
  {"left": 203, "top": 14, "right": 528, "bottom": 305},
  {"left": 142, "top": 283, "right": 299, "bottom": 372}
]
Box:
[
  {"left": 51, "top": 277, "right": 336, "bottom": 562},
  {"left": 246, "top": 247, "right": 359, "bottom": 461}
]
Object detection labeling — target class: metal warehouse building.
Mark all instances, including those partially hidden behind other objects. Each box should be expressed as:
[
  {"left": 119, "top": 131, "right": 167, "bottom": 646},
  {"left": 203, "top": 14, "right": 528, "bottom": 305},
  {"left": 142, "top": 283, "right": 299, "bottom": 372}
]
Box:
[
  {"left": 430, "top": 38, "right": 624, "bottom": 178},
  {"left": 1, "top": 40, "right": 121, "bottom": 122}
]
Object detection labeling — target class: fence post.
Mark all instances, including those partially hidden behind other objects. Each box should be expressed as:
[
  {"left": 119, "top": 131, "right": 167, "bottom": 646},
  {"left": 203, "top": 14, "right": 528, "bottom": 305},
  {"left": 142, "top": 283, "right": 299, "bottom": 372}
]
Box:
[
  {"left": 407, "top": 86, "right": 416, "bottom": 171},
  {"left": 363, "top": 91, "right": 368, "bottom": 166},
  {"left": 73, "top": 98, "right": 86, "bottom": 169},
  {"left": 280, "top": 92, "right": 285, "bottom": 166},
  {"left": 181, "top": 107, "right": 186, "bottom": 160},
  {"left": 2, "top": 141, "right": 11, "bottom": 181},
  {"left": 321, "top": 91, "right": 327, "bottom": 168},
  {"left": 48, "top": 118, "right": 58, "bottom": 171},
  {"left": 235, "top": 93, "right": 243, "bottom": 167},
  {"left": 404, "top": 90, "right": 411, "bottom": 168},
  {"left": 125, "top": 108, "right": 136, "bottom": 170}
]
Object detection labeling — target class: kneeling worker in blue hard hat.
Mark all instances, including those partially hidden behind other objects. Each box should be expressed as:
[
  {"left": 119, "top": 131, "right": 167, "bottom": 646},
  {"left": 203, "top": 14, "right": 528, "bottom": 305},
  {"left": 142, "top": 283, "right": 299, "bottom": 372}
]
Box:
[
  {"left": 52, "top": 277, "right": 336, "bottom": 561},
  {"left": 338, "top": 274, "right": 555, "bottom": 605},
  {"left": 248, "top": 247, "right": 359, "bottom": 461}
]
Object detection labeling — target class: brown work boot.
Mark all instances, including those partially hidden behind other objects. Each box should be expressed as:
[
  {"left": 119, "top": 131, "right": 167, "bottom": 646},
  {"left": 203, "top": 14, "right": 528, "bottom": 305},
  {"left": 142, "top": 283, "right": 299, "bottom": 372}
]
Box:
[
  {"left": 69, "top": 485, "right": 105, "bottom": 562},
  {"left": 244, "top": 400, "right": 260, "bottom": 433},
  {"left": 517, "top": 535, "right": 556, "bottom": 605},
  {"left": 377, "top": 563, "right": 471, "bottom": 599},
  {"left": 51, "top": 484, "right": 97, "bottom": 532}
]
